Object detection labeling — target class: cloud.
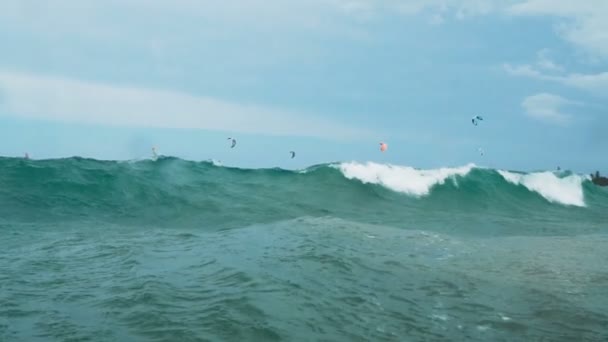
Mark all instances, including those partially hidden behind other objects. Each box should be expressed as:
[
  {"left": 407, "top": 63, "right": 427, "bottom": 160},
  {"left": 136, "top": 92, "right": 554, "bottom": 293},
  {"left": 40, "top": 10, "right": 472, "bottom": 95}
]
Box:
[
  {"left": 1, "top": 1, "right": 605, "bottom": 40},
  {"left": 503, "top": 50, "right": 608, "bottom": 95},
  {"left": 536, "top": 49, "right": 564, "bottom": 72},
  {"left": 331, "top": 0, "right": 507, "bottom": 22},
  {"left": 560, "top": 72, "right": 608, "bottom": 93},
  {"left": 504, "top": 62, "right": 608, "bottom": 95},
  {"left": 0, "top": 71, "right": 371, "bottom": 140},
  {"left": 7, "top": 0, "right": 606, "bottom": 52},
  {"left": 503, "top": 63, "right": 545, "bottom": 78},
  {"left": 336, "top": 0, "right": 608, "bottom": 60},
  {"left": 504, "top": 49, "right": 564, "bottom": 76},
  {"left": 521, "top": 93, "right": 575, "bottom": 125},
  {"left": 0, "top": 0, "right": 512, "bottom": 37},
  {"left": 0, "top": 0, "right": 373, "bottom": 44},
  {"left": 507, "top": 0, "right": 608, "bottom": 58}
]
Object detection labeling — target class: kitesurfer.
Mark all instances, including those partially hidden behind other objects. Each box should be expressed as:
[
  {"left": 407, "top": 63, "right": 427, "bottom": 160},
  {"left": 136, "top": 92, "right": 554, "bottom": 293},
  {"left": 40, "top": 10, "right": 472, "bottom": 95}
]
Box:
[{"left": 591, "top": 171, "right": 608, "bottom": 186}]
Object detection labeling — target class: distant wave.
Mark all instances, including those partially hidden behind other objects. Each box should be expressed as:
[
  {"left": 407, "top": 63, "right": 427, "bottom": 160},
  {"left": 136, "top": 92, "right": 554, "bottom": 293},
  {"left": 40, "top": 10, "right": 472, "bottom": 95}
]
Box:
[{"left": 0, "top": 156, "right": 605, "bottom": 234}]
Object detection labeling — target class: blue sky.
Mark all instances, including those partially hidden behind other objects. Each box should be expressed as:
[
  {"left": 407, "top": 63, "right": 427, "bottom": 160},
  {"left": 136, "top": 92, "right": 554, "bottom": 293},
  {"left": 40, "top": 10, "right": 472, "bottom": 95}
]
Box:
[{"left": 0, "top": 1, "right": 606, "bottom": 172}]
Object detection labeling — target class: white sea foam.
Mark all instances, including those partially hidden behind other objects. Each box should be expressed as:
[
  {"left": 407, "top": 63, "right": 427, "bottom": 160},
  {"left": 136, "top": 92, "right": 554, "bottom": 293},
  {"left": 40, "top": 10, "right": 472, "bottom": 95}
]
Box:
[
  {"left": 209, "top": 159, "right": 223, "bottom": 167},
  {"left": 497, "top": 170, "right": 587, "bottom": 207},
  {"left": 336, "top": 162, "right": 475, "bottom": 196}
]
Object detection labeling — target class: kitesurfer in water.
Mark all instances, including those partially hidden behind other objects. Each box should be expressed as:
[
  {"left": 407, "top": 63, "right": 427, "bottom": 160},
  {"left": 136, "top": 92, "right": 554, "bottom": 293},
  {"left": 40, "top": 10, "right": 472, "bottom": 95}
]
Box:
[
  {"left": 379, "top": 142, "right": 387, "bottom": 152},
  {"left": 591, "top": 171, "right": 608, "bottom": 186}
]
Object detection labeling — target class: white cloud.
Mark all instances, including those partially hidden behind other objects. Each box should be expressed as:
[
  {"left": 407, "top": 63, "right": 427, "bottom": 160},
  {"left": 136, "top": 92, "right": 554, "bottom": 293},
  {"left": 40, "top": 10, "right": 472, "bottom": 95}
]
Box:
[
  {"left": 508, "top": 0, "right": 608, "bottom": 58},
  {"left": 504, "top": 49, "right": 608, "bottom": 95},
  {"left": 332, "top": 0, "right": 509, "bottom": 22},
  {"left": 561, "top": 72, "right": 608, "bottom": 93},
  {"left": 6, "top": 0, "right": 607, "bottom": 53},
  {"left": 0, "top": 71, "right": 370, "bottom": 140},
  {"left": 504, "top": 49, "right": 564, "bottom": 77},
  {"left": 536, "top": 49, "right": 564, "bottom": 72},
  {"left": 503, "top": 63, "right": 545, "bottom": 78},
  {"left": 0, "top": 0, "right": 513, "bottom": 36},
  {"left": 521, "top": 93, "right": 574, "bottom": 125},
  {"left": 504, "top": 62, "right": 608, "bottom": 95},
  {"left": 0, "top": 0, "right": 370, "bottom": 42},
  {"left": 0, "top": 1, "right": 605, "bottom": 41},
  {"left": 335, "top": 0, "right": 608, "bottom": 59}
]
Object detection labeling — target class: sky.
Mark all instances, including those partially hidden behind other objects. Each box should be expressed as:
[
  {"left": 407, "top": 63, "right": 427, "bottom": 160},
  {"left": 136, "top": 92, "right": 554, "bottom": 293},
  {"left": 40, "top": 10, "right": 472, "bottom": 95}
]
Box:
[{"left": 0, "top": 0, "right": 606, "bottom": 172}]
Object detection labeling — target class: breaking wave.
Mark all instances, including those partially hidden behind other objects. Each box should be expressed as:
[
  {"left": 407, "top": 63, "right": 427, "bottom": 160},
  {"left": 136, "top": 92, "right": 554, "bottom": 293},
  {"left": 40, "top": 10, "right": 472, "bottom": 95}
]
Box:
[
  {"left": 0, "top": 156, "right": 604, "bottom": 235},
  {"left": 497, "top": 170, "right": 588, "bottom": 207},
  {"left": 336, "top": 162, "right": 474, "bottom": 197}
]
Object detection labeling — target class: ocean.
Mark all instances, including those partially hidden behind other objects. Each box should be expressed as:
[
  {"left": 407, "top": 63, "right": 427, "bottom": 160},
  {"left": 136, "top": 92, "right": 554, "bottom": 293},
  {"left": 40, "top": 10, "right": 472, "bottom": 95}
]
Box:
[{"left": 1, "top": 156, "right": 606, "bottom": 341}]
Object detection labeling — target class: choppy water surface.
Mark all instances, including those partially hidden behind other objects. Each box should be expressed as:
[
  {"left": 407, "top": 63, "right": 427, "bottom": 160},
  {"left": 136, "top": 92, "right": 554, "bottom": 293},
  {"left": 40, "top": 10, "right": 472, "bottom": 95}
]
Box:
[{"left": 1, "top": 157, "right": 607, "bottom": 341}]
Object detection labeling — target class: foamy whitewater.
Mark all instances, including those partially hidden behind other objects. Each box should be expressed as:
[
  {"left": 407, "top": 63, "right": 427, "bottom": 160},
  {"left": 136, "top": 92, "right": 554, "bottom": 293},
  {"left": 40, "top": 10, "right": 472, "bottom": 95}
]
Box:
[
  {"left": 339, "top": 161, "right": 589, "bottom": 207},
  {"left": 337, "top": 162, "right": 474, "bottom": 197},
  {"left": 1, "top": 157, "right": 607, "bottom": 341},
  {"left": 497, "top": 170, "right": 588, "bottom": 207}
]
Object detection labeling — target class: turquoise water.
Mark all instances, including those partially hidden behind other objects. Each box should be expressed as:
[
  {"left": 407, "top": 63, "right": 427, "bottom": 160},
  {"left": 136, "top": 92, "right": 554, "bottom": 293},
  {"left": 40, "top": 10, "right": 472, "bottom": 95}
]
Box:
[{"left": 1, "top": 156, "right": 607, "bottom": 341}]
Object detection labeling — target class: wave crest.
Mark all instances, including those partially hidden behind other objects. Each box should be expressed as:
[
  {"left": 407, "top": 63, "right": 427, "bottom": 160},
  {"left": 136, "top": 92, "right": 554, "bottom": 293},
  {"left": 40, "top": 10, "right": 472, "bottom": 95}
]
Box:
[
  {"left": 335, "top": 162, "right": 475, "bottom": 196},
  {"left": 335, "top": 161, "right": 592, "bottom": 208},
  {"left": 497, "top": 170, "right": 587, "bottom": 207}
]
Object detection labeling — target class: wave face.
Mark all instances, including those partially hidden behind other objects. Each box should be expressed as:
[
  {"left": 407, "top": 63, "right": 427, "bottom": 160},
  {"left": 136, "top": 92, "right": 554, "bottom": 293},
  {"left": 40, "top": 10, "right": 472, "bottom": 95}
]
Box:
[
  {"left": 2, "top": 156, "right": 608, "bottom": 341},
  {"left": 0, "top": 157, "right": 605, "bottom": 236}
]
